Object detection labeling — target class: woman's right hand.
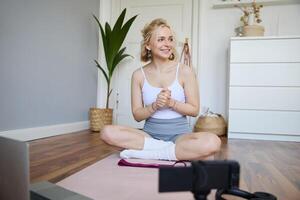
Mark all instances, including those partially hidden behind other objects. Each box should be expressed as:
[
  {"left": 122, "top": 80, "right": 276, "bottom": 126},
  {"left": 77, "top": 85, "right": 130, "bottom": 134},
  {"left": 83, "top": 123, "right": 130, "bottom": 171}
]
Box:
[{"left": 155, "top": 88, "right": 171, "bottom": 109}]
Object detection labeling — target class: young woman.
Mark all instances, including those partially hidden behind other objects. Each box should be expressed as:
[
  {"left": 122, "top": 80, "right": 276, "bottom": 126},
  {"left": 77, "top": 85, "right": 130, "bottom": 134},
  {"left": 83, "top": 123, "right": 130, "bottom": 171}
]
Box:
[{"left": 101, "top": 18, "right": 221, "bottom": 161}]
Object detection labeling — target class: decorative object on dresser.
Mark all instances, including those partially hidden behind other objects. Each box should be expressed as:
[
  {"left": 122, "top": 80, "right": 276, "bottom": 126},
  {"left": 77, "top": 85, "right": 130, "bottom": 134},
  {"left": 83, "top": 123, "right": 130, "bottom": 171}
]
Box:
[
  {"left": 235, "top": 0, "right": 264, "bottom": 36},
  {"left": 228, "top": 36, "right": 300, "bottom": 142},
  {"left": 89, "top": 9, "right": 137, "bottom": 132},
  {"left": 213, "top": 0, "right": 300, "bottom": 9}
]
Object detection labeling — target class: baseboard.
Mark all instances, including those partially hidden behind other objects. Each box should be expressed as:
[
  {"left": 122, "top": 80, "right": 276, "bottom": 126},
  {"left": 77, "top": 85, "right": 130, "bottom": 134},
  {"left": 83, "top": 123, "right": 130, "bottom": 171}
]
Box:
[
  {"left": 228, "top": 132, "right": 300, "bottom": 142},
  {"left": 0, "top": 121, "right": 89, "bottom": 141}
]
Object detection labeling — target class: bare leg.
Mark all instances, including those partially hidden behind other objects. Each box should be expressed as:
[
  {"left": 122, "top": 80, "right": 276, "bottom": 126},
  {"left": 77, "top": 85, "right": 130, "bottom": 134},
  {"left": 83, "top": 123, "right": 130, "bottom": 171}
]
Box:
[
  {"left": 101, "top": 126, "right": 221, "bottom": 161},
  {"left": 100, "top": 125, "right": 150, "bottom": 150},
  {"left": 175, "top": 132, "right": 221, "bottom": 160}
]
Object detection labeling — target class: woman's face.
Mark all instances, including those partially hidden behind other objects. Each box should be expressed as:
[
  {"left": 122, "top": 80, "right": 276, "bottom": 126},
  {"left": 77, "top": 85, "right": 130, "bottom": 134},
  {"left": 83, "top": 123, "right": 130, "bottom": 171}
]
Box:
[{"left": 147, "top": 26, "right": 175, "bottom": 61}]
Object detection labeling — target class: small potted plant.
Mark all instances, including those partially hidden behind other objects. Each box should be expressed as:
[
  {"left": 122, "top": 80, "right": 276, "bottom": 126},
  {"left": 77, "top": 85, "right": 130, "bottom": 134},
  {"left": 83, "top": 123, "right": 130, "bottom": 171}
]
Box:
[
  {"left": 90, "top": 9, "right": 137, "bottom": 132},
  {"left": 235, "top": 1, "right": 264, "bottom": 36}
]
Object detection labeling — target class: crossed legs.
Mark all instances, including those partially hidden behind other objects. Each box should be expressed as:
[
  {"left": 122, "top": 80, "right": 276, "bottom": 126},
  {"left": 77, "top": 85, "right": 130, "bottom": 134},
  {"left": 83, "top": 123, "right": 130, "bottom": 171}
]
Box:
[{"left": 100, "top": 125, "right": 221, "bottom": 161}]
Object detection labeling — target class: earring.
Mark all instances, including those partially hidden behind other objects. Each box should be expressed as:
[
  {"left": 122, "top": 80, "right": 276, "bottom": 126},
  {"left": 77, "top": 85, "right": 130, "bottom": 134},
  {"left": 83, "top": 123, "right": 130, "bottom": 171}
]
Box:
[
  {"left": 147, "top": 49, "right": 152, "bottom": 59},
  {"left": 169, "top": 53, "right": 175, "bottom": 60}
]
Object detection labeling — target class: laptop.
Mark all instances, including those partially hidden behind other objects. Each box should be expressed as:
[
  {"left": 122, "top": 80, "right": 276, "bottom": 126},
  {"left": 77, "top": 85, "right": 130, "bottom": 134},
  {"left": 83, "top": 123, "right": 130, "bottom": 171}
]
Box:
[{"left": 0, "top": 136, "right": 92, "bottom": 200}]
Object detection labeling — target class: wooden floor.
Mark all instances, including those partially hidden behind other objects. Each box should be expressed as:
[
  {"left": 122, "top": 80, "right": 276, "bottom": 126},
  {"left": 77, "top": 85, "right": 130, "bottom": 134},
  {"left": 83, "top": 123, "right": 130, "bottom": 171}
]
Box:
[
  {"left": 30, "top": 130, "right": 300, "bottom": 199},
  {"left": 30, "top": 130, "right": 120, "bottom": 183}
]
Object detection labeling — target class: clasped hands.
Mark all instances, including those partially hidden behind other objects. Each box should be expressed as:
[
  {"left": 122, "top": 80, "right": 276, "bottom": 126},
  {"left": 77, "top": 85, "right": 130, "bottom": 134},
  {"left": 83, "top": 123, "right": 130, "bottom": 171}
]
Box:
[{"left": 152, "top": 88, "right": 176, "bottom": 110}]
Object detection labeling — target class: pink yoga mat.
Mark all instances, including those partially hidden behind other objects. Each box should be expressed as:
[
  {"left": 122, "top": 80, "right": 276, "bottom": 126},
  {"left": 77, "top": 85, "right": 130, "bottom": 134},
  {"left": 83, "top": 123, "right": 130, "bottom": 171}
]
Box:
[{"left": 57, "top": 154, "right": 197, "bottom": 200}]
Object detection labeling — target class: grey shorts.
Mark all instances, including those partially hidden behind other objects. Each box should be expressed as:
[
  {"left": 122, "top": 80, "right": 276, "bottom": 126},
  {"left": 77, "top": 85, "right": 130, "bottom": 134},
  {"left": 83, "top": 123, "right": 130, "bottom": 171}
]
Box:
[{"left": 143, "top": 116, "right": 191, "bottom": 142}]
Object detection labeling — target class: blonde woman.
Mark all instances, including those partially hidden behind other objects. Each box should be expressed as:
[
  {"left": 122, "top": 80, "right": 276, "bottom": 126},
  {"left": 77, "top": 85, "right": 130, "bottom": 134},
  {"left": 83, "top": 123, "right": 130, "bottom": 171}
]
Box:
[{"left": 101, "top": 18, "right": 221, "bottom": 161}]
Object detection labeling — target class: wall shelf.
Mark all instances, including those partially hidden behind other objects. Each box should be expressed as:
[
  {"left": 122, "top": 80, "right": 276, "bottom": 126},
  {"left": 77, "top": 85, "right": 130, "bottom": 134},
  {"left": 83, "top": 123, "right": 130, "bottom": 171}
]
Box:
[{"left": 213, "top": 0, "right": 300, "bottom": 9}]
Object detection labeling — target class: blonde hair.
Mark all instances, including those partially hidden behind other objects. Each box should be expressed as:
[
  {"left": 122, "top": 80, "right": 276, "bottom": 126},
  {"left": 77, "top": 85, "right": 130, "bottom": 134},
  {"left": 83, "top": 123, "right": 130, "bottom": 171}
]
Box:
[{"left": 140, "top": 18, "right": 177, "bottom": 62}]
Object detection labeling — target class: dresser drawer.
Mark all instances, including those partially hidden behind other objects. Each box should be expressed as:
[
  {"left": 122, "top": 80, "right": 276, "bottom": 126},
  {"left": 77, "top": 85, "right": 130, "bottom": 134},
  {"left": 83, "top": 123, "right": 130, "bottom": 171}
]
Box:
[
  {"left": 229, "top": 87, "right": 300, "bottom": 111},
  {"left": 228, "top": 110, "right": 300, "bottom": 135},
  {"left": 230, "top": 38, "right": 300, "bottom": 63},
  {"left": 230, "top": 63, "right": 300, "bottom": 86}
]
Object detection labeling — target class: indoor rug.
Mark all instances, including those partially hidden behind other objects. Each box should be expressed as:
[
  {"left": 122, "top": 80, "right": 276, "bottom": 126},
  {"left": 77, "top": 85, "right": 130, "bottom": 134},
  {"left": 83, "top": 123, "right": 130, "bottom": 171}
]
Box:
[{"left": 57, "top": 153, "right": 195, "bottom": 200}]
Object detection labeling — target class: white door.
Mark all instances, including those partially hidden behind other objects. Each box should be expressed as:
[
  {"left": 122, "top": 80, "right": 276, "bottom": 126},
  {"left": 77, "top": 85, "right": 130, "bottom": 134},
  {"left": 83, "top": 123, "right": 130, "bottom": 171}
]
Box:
[{"left": 112, "top": 0, "right": 193, "bottom": 128}]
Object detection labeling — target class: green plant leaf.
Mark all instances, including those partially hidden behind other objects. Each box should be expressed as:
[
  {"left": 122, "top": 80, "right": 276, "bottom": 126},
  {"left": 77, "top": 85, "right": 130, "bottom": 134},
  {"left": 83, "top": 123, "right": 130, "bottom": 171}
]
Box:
[
  {"left": 112, "top": 9, "right": 126, "bottom": 33},
  {"left": 110, "top": 9, "right": 127, "bottom": 61},
  {"left": 111, "top": 47, "right": 132, "bottom": 76},
  {"left": 111, "top": 9, "right": 127, "bottom": 51},
  {"left": 110, "top": 10, "right": 137, "bottom": 63},
  {"left": 115, "top": 14, "right": 138, "bottom": 52},
  {"left": 94, "top": 60, "right": 109, "bottom": 84},
  {"left": 118, "top": 46, "right": 127, "bottom": 55},
  {"left": 93, "top": 15, "right": 110, "bottom": 67},
  {"left": 105, "top": 23, "right": 114, "bottom": 71},
  {"left": 93, "top": 15, "right": 107, "bottom": 51},
  {"left": 111, "top": 54, "right": 131, "bottom": 77},
  {"left": 110, "top": 47, "right": 126, "bottom": 75}
]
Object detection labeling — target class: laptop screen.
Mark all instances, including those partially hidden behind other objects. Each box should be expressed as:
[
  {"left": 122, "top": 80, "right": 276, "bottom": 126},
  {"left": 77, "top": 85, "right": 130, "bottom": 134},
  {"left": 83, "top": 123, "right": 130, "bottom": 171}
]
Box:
[
  {"left": 0, "top": 135, "right": 92, "bottom": 200},
  {"left": 0, "top": 136, "right": 30, "bottom": 200}
]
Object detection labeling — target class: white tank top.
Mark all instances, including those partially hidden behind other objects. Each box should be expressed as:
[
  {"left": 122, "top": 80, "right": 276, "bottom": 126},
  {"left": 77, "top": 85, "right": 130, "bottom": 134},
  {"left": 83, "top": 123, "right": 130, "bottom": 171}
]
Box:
[{"left": 141, "top": 63, "right": 186, "bottom": 119}]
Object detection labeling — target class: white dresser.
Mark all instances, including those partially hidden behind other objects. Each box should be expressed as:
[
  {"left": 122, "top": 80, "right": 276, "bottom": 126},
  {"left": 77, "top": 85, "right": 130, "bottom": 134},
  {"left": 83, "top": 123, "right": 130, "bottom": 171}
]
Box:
[{"left": 228, "top": 36, "right": 300, "bottom": 141}]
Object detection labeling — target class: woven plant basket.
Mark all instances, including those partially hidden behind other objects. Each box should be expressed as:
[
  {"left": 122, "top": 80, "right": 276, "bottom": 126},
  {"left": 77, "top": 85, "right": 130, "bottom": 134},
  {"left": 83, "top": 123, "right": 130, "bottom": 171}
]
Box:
[
  {"left": 194, "top": 114, "right": 227, "bottom": 136},
  {"left": 89, "top": 108, "right": 113, "bottom": 132}
]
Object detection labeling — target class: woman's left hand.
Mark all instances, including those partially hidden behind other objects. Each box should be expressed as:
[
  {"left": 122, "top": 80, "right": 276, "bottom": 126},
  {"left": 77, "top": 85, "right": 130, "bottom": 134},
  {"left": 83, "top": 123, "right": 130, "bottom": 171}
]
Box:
[{"left": 155, "top": 88, "right": 171, "bottom": 109}]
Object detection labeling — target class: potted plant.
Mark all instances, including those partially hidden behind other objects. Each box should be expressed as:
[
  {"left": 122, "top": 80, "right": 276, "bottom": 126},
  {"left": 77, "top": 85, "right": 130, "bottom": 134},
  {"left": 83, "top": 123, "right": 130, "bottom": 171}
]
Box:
[
  {"left": 90, "top": 9, "right": 137, "bottom": 132},
  {"left": 235, "top": 1, "right": 264, "bottom": 37}
]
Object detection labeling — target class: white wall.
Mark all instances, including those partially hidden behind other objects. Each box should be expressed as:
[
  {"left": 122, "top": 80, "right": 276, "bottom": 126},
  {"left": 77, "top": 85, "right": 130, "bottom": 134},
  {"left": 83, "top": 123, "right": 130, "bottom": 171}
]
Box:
[
  {"left": 198, "top": 1, "right": 300, "bottom": 118},
  {"left": 0, "top": 0, "right": 99, "bottom": 132}
]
